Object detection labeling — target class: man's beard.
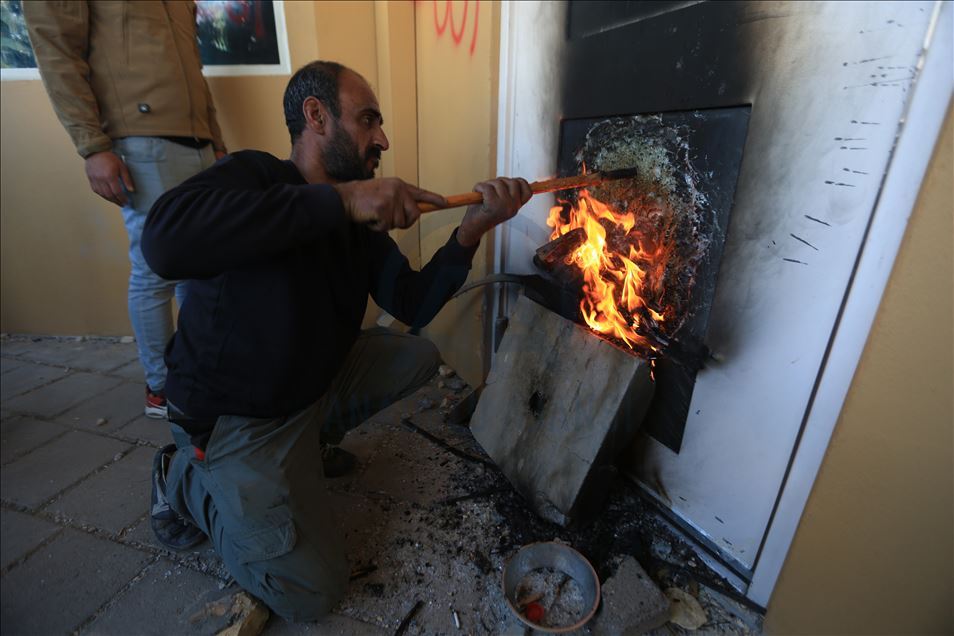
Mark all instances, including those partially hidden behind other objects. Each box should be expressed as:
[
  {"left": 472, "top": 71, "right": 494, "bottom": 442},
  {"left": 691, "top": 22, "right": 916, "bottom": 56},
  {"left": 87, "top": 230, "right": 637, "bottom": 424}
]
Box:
[{"left": 322, "top": 124, "right": 380, "bottom": 182}]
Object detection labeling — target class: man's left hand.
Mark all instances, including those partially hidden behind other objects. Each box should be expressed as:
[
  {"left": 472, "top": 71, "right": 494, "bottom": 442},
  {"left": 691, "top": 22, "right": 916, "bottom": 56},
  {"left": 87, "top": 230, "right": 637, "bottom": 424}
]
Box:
[{"left": 457, "top": 177, "right": 532, "bottom": 247}]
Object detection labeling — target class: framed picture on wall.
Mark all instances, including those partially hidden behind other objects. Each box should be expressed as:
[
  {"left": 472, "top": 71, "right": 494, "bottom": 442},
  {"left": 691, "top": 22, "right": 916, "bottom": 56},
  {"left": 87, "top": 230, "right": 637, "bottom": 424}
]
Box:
[
  {"left": 1, "top": 0, "right": 292, "bottom": 81},
  {"left": 197, "top": 0, "right": 292, "bottom": 76},
  {"left": 0, "top": 0, "right": 39, "bottom": 80}
]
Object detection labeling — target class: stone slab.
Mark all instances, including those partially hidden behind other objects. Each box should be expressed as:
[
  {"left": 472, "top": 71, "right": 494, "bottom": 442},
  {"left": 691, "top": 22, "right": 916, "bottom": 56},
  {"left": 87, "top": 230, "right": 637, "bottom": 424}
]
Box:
[
  {"left": 64, "top": 381, "right": 146, "bottom": 431},
  {"left": 0, "top": 509, "right": 62, "bottom": 570},
  {"left": 82, "top": 558, "right": 223, "bottom": 635},
  {"left": 3, "top": 372, "right": 122, "bottom": 418},
  {"left": 110, "top": 360, "right": 145, "bottom": 382},
  {"left": 0, "top": 361, "right": 69, "bottom": 401},
  {"left": 0, "top": 416, "right": 68, "bottom": 466},
  {"left": 1, "top": 357, "right": 26, "bottom": 375},
  {"left": 0, "top": 430, "right": 130, "bottom": 508},
  {"left": 0, "top": 338, "right": 49, "bottom": 357},
  {"left": 4, "top": 371, "right": 122, "bottom": 418},
  {"left": 0, "top": 528, "right": 152, "bottom": 635},
  {"left": 117, "top": 415, "right": 174, "bottom": 447},
  {"left": 8, "top": 338, "right": 90, "bottom": 367},
  {"left": 590, "top": 555, "right": 670, "bottom": 635},
  {"left": 48, "top": 446, "right": 153, "bottom": 534},
  {"left": 59, "top": 342, "right": 139, "bottom": 373},
  {"left": 470, "top": 295, "right": 654, "bottom": 526}
]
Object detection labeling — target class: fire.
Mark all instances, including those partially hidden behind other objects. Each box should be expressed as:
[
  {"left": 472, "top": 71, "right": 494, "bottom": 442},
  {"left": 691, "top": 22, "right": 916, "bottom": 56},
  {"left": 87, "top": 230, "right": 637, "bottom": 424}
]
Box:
[{"left": 546, "top": 189, "right": 672, "bottom": 353}]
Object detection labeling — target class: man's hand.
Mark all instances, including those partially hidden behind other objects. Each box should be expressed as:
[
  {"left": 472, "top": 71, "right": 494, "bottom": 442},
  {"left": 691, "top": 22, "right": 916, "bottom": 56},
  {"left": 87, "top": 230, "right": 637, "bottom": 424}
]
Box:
[
  {"left": 457, "top": 177, "right": 532, "bottom": 247},
  {"left": 335, "top": 178, "right": 446, "bottom": 232},
  {"left": 85, "top": 151, "right": 135, "bottom": 206}
]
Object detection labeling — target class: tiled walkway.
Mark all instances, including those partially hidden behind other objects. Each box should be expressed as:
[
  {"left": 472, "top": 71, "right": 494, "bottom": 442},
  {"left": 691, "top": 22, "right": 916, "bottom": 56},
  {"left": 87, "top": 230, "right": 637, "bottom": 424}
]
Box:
[
  {"left": 0, "top": 335, "right": 386, "bottom": 635},
  {"left": 1, "top": 334, "right": 763, "bottom": 636}
]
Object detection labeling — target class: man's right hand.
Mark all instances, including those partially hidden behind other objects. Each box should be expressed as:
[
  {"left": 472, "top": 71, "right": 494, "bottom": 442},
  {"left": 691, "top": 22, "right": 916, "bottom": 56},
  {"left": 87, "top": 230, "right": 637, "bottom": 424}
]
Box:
[
  {"left": 334, "top": 178, "right": 446, "bottom": 232},
  {"left": 85, "top": 151, "right": 135, "bottom": 206}
]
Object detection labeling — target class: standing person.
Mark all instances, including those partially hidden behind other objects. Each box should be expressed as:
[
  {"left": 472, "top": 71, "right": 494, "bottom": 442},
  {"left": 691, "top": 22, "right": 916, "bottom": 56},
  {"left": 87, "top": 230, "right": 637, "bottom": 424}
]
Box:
[
  {"left": 23, "top": 1, "right": 227, "bottom": 419},
  {"left": 141, "top": 60, "right": 530, "bottom": 618}
]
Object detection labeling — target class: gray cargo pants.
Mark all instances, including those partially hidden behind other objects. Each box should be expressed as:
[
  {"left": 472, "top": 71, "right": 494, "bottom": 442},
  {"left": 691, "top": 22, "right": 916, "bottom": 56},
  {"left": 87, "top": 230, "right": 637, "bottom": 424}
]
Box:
[{"left": 164, "top": 328, "right": 440, "bottom": 621}]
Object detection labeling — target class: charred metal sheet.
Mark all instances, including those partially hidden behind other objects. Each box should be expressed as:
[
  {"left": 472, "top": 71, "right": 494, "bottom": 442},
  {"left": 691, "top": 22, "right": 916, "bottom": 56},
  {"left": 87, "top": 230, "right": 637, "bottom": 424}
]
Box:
[{"left": 555, "top": 107, "right": 750, "bottom": 451}]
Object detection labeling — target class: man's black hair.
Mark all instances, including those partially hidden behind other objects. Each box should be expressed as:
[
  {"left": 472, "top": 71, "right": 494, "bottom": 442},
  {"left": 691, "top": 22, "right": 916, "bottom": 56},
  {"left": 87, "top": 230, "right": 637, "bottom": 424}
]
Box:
[{"left": 283, "top": 60, "right": 347, "bottom": 144}]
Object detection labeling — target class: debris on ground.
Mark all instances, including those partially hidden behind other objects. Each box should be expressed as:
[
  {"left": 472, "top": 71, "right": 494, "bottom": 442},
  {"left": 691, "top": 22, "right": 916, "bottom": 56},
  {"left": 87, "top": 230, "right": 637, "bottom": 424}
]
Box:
[
  {"left": 590, "top": 555, "right": 670, "bottom": 635},
  {"left": 665, "top": 587, "right": 708, "bottom": 630},
  {"left": 438, "top": 364, "right": 456, "bottom": 378},
  {"left": 190, "top": 589, "right": 269, "bottom": 636}
]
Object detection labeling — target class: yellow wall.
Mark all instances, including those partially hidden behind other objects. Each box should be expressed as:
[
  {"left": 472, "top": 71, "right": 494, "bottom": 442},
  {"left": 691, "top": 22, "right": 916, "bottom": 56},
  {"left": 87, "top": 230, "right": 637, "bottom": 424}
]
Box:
[
  {"left": 765, "top": 103, "right": 954, "bottom": 634},
  {"left": 415, "top": 0, "right": 500, "bottom": 385}
]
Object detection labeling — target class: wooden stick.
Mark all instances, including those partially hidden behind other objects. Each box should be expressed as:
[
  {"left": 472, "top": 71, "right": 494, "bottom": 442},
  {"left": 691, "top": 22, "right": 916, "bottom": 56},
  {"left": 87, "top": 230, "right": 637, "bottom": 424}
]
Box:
[{"left": 418, "top": 167, "right": 637, "bottom": 213}]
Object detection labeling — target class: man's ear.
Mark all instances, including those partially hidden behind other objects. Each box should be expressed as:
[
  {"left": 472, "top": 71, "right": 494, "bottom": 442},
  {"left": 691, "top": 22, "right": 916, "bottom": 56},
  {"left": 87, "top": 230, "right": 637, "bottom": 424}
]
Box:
[{"left": 302, "top": 96, "right": 328, "bottom": 135}]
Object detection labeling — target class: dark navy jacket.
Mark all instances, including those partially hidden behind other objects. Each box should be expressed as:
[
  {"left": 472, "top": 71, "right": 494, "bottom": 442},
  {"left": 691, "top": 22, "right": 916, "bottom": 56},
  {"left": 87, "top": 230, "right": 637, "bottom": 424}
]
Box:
[{"left": 142, "top": 150, "right": 476, "bottom": 425}]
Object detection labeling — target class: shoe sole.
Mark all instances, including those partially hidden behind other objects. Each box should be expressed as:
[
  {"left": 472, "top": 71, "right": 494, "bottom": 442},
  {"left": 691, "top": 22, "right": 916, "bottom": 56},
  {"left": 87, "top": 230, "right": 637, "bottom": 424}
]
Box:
[{"left": 145, "top": 406, "right": 167, "bottom": 419}]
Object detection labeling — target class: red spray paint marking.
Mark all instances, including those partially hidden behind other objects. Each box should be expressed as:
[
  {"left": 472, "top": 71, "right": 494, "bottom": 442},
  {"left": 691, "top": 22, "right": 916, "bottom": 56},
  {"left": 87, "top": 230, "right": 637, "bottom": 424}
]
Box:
[{"left": 423, "top": 0, "right": 480, "bottom": 55}]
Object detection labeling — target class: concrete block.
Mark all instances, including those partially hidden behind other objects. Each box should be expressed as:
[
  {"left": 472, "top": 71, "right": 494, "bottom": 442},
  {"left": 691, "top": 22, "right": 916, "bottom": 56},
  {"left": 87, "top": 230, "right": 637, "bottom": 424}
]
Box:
[
  {"left": 0, "top": 361, "right": 68, "bottom": 401},
  {"left": 3, "top": 372, "right": 122, "bottom": 418},
  {"left": 83, "top": 558, "right": 223, "bottom": 635},
  {"left": 0, "top": 416, "right": 68, "bottom": 466},
  {"left": 590, "top": 556, "right": 670, "bottom": 635},
  {"left": 0, "top": 509, "right": 62, "bottom": 570},
  {"left": 47, "top": 446, "right": 153, "bottom": 534},
  {"left": 0, "top": 430, "right": 130, "bottom": 508},
  {"left": 64, "top": 381, "right": 145, "bottom": 431},
  {"left": 0, "top": 528, "right": 151, "bottom": 635},
  {"left": 470, "top": 296, "right": 655, "bottom": 526},
  {"left": 118, "top": 415, "right": 174, "bottom": 447}
]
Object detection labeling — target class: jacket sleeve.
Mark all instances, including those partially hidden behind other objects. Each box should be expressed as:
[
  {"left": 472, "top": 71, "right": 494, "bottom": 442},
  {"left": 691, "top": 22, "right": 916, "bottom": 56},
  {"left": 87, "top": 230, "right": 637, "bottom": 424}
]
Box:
[
  {"left": 22, "top": 1, "right": 112, "bottom": 158},
  {"left": 368, "top": 229, "right": 479, "bottom": 329},
  {"left": 143, "top": 154, "right": 347, "bottom": 280},
  {"left": 205, "top": 83, "right": 227, "bottom": 154}
]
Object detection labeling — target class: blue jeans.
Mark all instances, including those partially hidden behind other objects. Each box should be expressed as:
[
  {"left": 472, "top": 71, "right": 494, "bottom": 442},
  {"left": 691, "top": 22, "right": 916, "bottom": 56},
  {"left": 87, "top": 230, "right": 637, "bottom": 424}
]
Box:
[{"left": 115, "top": 137, "right": 215, "bottom": 392}]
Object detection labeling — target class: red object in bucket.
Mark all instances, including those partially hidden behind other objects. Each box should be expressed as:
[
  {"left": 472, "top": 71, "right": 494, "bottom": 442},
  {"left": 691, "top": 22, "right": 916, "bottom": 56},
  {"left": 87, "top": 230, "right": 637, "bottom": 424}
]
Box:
[{"left": 524, "top": 602, "right": 545, "bottom": 624}]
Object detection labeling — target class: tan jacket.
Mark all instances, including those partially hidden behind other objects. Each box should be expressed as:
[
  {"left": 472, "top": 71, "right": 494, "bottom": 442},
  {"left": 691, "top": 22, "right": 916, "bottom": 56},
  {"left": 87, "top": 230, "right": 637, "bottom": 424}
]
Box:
[{"left": 24, "top": 0, "right": 225, "bottom": 158}]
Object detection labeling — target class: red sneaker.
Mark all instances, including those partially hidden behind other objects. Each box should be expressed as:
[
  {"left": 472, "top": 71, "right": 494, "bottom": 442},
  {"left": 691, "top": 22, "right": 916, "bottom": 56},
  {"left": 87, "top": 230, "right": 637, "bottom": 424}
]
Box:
[{"left": 145, "top": 386, "right": 167, "bottom": 419}]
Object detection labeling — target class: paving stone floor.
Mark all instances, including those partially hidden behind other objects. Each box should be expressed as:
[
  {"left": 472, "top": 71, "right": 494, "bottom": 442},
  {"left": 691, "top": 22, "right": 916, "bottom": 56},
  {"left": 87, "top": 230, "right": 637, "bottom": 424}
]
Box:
[{"left": 1, "top": 335, "right": 763, "bottom": 636}]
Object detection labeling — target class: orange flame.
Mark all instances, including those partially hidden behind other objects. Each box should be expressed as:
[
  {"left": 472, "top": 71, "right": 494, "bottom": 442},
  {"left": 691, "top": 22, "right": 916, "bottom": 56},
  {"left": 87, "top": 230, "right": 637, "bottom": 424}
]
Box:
[{"left": 546, "top": 189, "right": 671, "bottom": 352}]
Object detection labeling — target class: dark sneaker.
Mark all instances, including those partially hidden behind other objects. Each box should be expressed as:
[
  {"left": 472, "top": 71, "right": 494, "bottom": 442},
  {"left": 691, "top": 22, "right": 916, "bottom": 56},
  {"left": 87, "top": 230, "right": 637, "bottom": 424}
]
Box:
[
  {"left": 145, "top": 386, "right": 167, "bottom": 419},
  {"left": 320, "top": 444, "right": 356, "bottom": 478},
  {"left": 151, "top": 444, "right": 206, "bottom": 550}
]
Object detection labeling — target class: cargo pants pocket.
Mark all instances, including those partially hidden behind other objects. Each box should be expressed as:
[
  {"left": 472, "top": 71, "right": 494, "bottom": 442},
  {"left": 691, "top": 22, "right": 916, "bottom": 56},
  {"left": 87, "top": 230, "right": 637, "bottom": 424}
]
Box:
[{"left": 226, "top": 504, "right": 298, "bottom": 565}]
